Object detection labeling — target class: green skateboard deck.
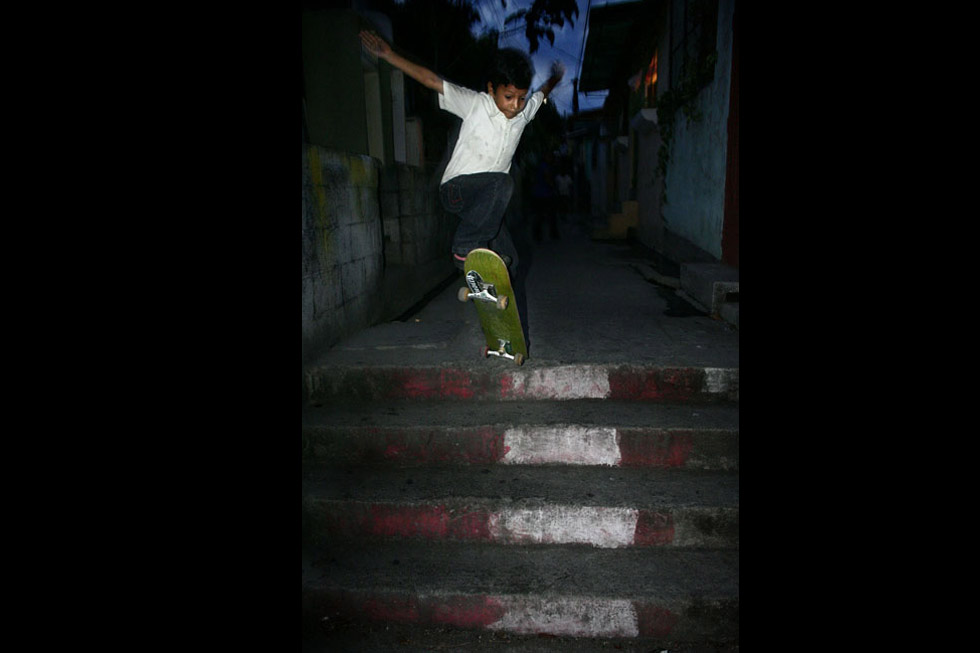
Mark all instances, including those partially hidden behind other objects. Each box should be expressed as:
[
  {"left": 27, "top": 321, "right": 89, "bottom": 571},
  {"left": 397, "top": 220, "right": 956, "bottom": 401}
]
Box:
[{"left": 457, "top": 249, "right": 528, "bottom": 365}]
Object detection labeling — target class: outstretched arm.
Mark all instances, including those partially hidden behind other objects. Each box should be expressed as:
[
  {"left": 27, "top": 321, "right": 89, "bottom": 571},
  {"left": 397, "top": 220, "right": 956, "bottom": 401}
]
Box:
[
  {"left": 539, "top": 60, "right": 565, "bottom": 99},
  {"left": 359, "top": 31, "right": 444, "bottom": 94}
]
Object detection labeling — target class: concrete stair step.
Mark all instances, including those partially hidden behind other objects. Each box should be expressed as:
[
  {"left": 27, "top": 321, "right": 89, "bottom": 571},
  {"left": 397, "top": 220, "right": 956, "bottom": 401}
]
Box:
[
  {"left": 303, "top": 465, "right": 738, "bottom": 549},
  {"left": 303, "top": 542, "right": 738, "bottom": 642},
  {"left": 305, "top": 619, "right": 739, "bottom": 652},
  {"left": 679, "top": 262, "right": 739, "bottom": 319},
  {"left": 303, "top": 400, "right": 738, "bottom": 469},
  {"left": 304, "top": 362, "right": 739, "bottom": 404}
]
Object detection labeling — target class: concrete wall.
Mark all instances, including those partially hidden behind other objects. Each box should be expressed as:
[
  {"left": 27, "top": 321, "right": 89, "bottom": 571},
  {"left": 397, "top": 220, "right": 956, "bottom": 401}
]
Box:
[
  {"left": 302, "top": 145, "right": 455, "bottom": 361},
  {"left": 661, "top": 0, "right": 734, "bottom": 261},
  {"left": 376, "top": 162, "right": 457, "bottom": 322},
  {"left": 379, "top": 165, "right": 454, "bottom": 269},
  {"left": 632, "top": 112, "right": 666, "bottom": 253},
  {"left": 302, "top": 146, "right": 385, "bottom": 361},
  {"left": 302, "top": 9, "right": 454, "bottom": 360}
]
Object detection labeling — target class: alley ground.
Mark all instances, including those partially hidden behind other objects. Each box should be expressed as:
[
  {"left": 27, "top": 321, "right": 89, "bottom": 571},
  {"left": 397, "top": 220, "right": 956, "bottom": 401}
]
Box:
[{"left": 310, "top": 214, "right": 739, "bottom": 372}]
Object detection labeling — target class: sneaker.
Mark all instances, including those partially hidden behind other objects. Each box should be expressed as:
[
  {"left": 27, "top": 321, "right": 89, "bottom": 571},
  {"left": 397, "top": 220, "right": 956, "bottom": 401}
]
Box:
[{"left": 453, "top": 251, "right": 512, "bottom": 270}]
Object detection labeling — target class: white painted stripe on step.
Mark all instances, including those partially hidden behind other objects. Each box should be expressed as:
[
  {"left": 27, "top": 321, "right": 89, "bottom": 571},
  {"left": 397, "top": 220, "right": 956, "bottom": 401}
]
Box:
[
  {"left": 490, "top": 506, "right": 639, "bottom": 548},
  {"left": 704, "top": 367, "right": 738, "bottom": 394},
  {"left": 509, "top": 365, "right": 611, "bottom": 399},
  {"left": 489, "top": 596, "right": 639, "bottom": 638},
  {"left": 501, "top": 426, "right": 621, "bottom": 465}
]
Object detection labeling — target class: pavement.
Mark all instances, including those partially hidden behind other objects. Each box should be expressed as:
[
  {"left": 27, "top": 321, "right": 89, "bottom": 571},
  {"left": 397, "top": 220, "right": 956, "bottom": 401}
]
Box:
[{"left": 303, "top": 216, "right": 739, "bottom": 374}]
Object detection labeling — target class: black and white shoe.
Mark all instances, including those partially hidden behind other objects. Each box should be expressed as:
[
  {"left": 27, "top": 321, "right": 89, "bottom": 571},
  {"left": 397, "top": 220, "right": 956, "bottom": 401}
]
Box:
[{"left": 453, "top": 251, "right": 512, "bottom": 271}]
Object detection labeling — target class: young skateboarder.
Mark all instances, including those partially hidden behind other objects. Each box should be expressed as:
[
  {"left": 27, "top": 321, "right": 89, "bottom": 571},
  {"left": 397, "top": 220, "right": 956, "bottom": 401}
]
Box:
[{"left": 359, "top": 30, "right": 564, "bottom": 273}]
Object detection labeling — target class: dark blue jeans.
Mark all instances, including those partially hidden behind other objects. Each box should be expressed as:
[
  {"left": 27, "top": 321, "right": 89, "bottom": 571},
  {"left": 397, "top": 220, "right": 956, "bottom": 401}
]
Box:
[{"left": 440, "top": 172, "right": 518, "bottom": 271}]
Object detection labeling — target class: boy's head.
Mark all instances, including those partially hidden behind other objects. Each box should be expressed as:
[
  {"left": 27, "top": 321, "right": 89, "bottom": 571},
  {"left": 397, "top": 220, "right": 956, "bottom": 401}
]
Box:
[{"left": 486, "top": 48, "right": 533, "bottom": 120}]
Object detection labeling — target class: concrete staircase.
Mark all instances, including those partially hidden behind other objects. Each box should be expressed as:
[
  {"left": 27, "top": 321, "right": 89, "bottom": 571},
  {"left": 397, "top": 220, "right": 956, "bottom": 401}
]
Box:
[{"left": 302, "top": 363, "right": 739, "bottom": 649}]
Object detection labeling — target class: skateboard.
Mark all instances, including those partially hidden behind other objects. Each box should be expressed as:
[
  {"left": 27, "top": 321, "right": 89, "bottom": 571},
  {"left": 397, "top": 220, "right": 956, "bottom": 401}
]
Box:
[{"left": 457, "top": 249, "right": 527, "bottom": 365}]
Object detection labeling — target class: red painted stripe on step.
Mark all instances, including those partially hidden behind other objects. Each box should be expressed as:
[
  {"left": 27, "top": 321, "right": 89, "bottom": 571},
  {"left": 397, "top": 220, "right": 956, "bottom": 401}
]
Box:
[
  {"left": 617, "top": 429, "right": 694, "bottom": 467},
  {"left": 607, "top": 367, "right": 704, "bottom": 401},
  {"left": 320, "top": 503, "right": 494, "bottom": 541},
  {"left": 632, "top": 510, "right": 675, "bottom": 546},
  {"left": 359, "top": 593, "right": 507, "bottom": 629},
  {"left": 634, "top": 602, "right": 680, "bottom": 638},
  {"left": 400, "top": 368, "right": 476, "bottom": 399},
  {"left": 381, "top": 427, "right": 509, "bottom": 464},
  {"left": 368, "top": 504, "right": 493, "bottom": 540}
]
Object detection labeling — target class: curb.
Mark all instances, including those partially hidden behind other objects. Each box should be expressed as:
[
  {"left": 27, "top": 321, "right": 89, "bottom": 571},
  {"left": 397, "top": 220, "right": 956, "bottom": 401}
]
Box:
[
  {"left": 307, "top": 500, "right": 738, "bottom": 548},
  {"left": 305, "top": 364, "right": 739, "bottom": 404},
  {"left": 303, "top": 423, "right": 739, "bottom": 469},
  {"left": 305, "top": 589, "right": 737, "bottom": 641}
]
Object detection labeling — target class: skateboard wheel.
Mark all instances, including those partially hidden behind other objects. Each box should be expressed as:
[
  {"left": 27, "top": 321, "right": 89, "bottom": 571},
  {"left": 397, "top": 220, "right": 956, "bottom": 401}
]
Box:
[
  {"left": 496, "top": 295, "right": 508, "bottom": 310},
  {"left": 481, "top": 346, "right": 490, "bottom": 359},
  {"left": 457, "top": 287, "right": 471, "bottom": 302},
  {"left": 514, "top": 353, "right": 525, "bottom": 366}
]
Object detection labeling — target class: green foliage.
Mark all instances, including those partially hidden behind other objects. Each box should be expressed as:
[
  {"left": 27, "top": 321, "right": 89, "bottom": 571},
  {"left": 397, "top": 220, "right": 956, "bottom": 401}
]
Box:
[{"left": 504, "top": 0, "right": 579, "bottom": 53}]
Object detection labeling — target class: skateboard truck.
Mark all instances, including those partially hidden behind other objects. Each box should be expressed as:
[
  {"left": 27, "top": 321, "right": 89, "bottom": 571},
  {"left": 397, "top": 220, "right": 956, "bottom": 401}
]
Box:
[
  {"left": 458, "top": 270, "right": 508, "bottom": 310},
  {"left": 484, "top": 339, "right": 524, "bottom": 366}
]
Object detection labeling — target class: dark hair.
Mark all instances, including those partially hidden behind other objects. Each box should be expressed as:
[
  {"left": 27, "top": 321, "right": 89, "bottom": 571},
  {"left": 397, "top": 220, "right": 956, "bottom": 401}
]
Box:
[{"left": 489, "top": 48, "right": 533, "bottom": 90}]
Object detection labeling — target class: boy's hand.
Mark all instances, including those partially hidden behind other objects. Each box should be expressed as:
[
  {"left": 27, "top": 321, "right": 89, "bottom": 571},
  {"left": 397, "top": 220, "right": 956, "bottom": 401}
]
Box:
[
  {"left": 358, "top": 30, "right": 444, "bottom": 93},
  {"left": 540, "top": 60, "right": 566, "bottom": 100},
  {"left": 359, "top": 31, "right": 391, "bottom": 59},
  {"left": 549, "top": 60, "right": 566, "bottom": 81}
]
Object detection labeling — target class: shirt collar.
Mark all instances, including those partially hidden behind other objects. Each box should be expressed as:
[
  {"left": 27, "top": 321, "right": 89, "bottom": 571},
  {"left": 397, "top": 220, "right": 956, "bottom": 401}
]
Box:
[{"left": 480, "top": 92, "right": 503, "bottom": 119}]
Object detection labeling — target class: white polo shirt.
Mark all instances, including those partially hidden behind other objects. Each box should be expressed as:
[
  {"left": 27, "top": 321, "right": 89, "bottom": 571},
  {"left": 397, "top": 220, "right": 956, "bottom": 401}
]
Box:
[{"left": 438, "top": 80, "right": 545, "bottom": 185}]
